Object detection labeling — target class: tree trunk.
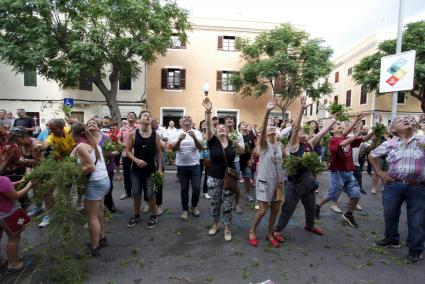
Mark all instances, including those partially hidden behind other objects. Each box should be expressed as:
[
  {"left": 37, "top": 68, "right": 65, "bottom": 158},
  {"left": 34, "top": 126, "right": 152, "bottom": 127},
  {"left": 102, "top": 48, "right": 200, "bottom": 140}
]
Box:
[
  {"left": 106, "top": 91, "right": 122, "bottom": 126},
  {"left": 421, "top": 89, "right": 425, "bottom": 113}
]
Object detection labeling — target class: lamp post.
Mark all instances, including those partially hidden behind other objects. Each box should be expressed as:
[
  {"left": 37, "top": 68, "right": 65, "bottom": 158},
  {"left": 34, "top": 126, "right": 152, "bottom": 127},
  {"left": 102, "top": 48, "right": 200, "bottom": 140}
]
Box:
[{"left": 204, "top": 81, "right": 209, "bottom": 96}]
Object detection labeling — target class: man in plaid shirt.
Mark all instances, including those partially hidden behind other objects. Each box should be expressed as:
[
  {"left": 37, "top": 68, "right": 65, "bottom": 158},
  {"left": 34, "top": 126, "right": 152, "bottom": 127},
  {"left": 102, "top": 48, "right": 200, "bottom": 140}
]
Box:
[{"left": 369, "top": 116, "right": 425, "bottom": 264}]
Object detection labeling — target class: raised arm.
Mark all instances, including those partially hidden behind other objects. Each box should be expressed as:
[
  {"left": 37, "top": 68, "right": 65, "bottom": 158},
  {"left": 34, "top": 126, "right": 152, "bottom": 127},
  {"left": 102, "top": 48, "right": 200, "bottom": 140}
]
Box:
[
  {"left": 289, "top": 96, "right": 307, "bottom": 153},
  {"left": 202, "top": 97, "right": 214, "bottom": 141},
  {"left": 343, "top": 113, "right": 365, "bottom": 136},
  {"left": 259, "top": 98, "right": 277, "bottom": 151},
  {"left": 309, "top": 118, "right": 336, "bottom": 148}
]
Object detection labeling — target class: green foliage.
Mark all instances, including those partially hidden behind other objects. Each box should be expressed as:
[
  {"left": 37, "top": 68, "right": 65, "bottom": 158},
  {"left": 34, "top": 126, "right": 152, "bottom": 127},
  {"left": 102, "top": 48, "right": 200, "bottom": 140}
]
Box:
[
  {"left": 59, "top": 103, "right": 72, "bottom": 119},
  {"left": 231, "top": 23, "right": 333, "bottom": 113},
  {"left": 302, "top": 124, "right": 312, "bottom": 135},
  {"left": 150, "top": 172, "right": 164, "bottom": 193},
  {"left": 280, "top": 136, "right": 289, "bottom": 145},
  {"left": 353, "top": 21, "right": 425, "bottom": 111},
  {"left": 18, "top": 157, "right": 88, "bottom": 283},
  {"left": 322, "top": 133, "right": 331, "bottom": 146},
  {"left": 327, "top": 102, "right": 349, "bottom": 121},
  {"left": 0, "top": 0, "right": 190, "bottom": 122},
  {"left": 372, "top": 123, "right": 386, "bottom": 137},
  {"left": 284, "top": 152, "right": 326, "bottom": 177}
]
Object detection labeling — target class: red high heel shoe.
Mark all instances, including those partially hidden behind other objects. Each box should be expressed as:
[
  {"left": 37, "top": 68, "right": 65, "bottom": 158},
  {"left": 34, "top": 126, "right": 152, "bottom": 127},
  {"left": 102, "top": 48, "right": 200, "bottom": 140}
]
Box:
[
  {"left": 248, "top": 235, "right": 258, "bottom": 247},
  {"left": 273, "top": 232, "right": 285, "bottom": 243}
]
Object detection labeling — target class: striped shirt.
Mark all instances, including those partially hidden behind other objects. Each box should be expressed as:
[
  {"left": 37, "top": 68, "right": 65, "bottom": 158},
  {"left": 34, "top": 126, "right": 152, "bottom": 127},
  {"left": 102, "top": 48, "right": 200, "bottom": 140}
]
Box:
[{"left": 370, "top": 135, "right": 425, "bottom": 183}]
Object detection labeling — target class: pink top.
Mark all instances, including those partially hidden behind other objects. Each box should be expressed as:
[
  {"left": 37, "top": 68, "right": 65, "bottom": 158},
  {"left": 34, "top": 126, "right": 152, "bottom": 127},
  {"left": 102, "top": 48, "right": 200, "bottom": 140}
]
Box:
[
  {"left": 0, "top": 176, "right": 14, "bottom": 213},
  {"left": 120, "top": 123, "right": 139, "bottom": 157}
]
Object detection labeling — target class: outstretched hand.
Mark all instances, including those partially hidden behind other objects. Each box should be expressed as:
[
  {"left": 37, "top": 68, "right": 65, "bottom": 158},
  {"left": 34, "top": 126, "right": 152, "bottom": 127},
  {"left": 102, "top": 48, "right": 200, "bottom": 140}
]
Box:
[
  {"left": 202, "top": 97, "right": 212, "bottom": 112},
  {"left": 300, "top": 96, "right": 308, "bottom": 110},
  {"left": 266, "top": 97, "right": 277, "bottom": 111}
]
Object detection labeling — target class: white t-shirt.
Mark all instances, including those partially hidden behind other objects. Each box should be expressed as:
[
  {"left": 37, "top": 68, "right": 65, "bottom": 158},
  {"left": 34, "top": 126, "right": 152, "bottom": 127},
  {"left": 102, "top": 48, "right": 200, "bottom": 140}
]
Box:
[
  {"left": 233, "top": 132, "right": 245, "bottom": 163},
  {"left": 166, "top": 127, "right": 179, "bottom": 142},
  {"left": 172, "top": 129, "right": 203, "bottom": 166}
]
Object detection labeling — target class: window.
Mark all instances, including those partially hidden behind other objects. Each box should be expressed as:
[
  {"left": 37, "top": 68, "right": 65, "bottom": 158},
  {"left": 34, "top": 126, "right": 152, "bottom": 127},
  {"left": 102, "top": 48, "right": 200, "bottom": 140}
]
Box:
[
  {"left": 79, "top": 76, "right": 92, "bottom": 91},
  {"left": 334, "top": 96, "right": 338, "bottom": 104},
  {"left": 217, "top": 36, "right": 238, "bottom": 51},
  {"left": 217, "top": 71, "right": 235, "bottom": 92},
  {"left": 334, "top": 71, "right": 339, "bottom": 83},
  {"left": 217, "top": 110, "right": 238, "bottom": 125},
  {"left": 24, "top": 68, "right": 37, "bottom": 86},
  {"left": 161, "top": 68, "right": 186, "bottom": 90},
  {"left": 360, "top": 85, "right": 367, "bottom": 105},
  {"left": 347, "top": 67, "right": 353, "bottom": 76},
  {"left": 70, "top": 111, "right": 85, "bottom": 122},
  {"left": 162, "top": 108, "right": 184, "bottom": 129},
  {"left": 309, "top": 104, "right": 313, "bottom": 116},
  {"left": 170, "top": 34, "right": 186, "bottom": 49},
  {"left": 345, "top": 90, "right": 351, "bottom": 107},
  {"left": 397, "top": 93, "right": 406, "bottom": 104},
  {"left": 316, "top": 101, "right": 319, "bottom": 114},
  {"left": 119, "top": 65, "right": 132, "bottom": 90}
]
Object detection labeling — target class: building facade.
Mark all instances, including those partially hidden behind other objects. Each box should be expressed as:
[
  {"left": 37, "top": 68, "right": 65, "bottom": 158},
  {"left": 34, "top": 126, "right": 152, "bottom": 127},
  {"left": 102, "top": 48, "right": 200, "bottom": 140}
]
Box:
[
  {"left": 0, "top": 63, "right": 146, "bottom": 126},
  {"left": 303, "top": 32, "right": 422, "bottom": 127},
  {"left": 146, "top": 18, "right": 299, "bottom": 127}
]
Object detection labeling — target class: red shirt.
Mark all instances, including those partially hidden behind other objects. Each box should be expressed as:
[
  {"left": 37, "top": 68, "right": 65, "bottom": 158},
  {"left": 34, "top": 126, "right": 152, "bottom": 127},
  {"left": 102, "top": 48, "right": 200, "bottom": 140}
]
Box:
[{"left": 328, "top": 136, "right": 362, "bottom": 171}]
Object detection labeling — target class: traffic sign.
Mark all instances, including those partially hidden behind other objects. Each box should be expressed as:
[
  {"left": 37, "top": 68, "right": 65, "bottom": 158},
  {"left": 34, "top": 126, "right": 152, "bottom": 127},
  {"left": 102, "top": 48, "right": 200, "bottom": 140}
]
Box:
[
  {"left": 379, "top": 50, "right": 416, "bottom": 93},
  {"left": 63, "top": 98, "right": 74, "bottom": 108}
]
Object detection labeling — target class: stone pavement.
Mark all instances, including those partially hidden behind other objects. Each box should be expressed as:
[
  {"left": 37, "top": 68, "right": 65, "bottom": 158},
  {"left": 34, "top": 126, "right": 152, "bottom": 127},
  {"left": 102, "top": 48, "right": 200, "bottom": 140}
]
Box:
[{"left": 2, "top": 172, "right": 424, "bottom": 284}]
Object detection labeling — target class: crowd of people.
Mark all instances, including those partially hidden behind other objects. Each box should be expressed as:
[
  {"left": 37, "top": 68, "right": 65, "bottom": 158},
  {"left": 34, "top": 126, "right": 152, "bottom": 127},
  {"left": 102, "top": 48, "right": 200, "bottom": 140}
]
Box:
[{"left": 1, "top": 99, "right": 425, "bottom": 274}]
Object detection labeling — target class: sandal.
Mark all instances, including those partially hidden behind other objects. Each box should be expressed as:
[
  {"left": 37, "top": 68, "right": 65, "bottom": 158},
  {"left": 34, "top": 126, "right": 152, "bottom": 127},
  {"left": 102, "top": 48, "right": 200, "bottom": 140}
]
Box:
[
  {"left": 6, "top": 259, "right": 32, "bottom": 275},
  {"left": 273, "top": 232, "right": 285, "bottom": 243},
  {"left": 266, "top": 237, "right": 280, "bottom": 248},
  {"left": 248, "top": 233, "right": 258, "bottom": 247},
  {"left": 305, "top": 225, "right": 324, "bottom": 236}
]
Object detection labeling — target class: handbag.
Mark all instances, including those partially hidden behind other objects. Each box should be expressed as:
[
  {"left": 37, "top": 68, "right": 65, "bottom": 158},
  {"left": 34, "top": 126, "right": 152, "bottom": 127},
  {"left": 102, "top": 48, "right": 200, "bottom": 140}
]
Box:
[
  {"left": 221, "top": 140, "right": 239, "bottom": 193},
  {"left": 0, "top": 208, "right": 31, "bottom": 237},
  {"left": 288, "top": 169, "right": 319, "bottom": 196}
]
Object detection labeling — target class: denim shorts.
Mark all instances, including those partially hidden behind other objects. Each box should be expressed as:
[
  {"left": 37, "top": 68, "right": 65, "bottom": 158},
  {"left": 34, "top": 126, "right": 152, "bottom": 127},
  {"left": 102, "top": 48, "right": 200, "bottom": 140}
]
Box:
[
  {"left": 131, "top": 171, "right": 155, "bottom": 199},
  {"left": 240, "top": 164, "right": 251, "bottom": 178},
  {"left": 327, "top": 171, "right": 361, "bottom": 201},
  {"left": 84, "top": 177, "right": 110, "bottom": 201}
]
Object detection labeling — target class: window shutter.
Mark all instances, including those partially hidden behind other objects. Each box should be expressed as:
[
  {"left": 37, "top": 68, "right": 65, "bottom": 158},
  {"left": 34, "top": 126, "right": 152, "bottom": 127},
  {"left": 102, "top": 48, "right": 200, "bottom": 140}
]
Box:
[
  {"left": 161, "top": 69, "right": 167, "bottom": 89},
  {"left": 216, "top": 71, "right": 222, "bottom": 90},
  {"left": 217, "top": 36, "right": 223, "bottom": 50},
  {"left": 180, "top": 69, "right": 186, "bottom": 89}
]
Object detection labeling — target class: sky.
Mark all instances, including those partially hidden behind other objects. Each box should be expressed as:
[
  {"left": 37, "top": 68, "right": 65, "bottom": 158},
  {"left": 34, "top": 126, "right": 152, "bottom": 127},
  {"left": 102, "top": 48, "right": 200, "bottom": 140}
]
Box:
[{"left": 177, "top": 0, "right": 425, "bottom": 58}]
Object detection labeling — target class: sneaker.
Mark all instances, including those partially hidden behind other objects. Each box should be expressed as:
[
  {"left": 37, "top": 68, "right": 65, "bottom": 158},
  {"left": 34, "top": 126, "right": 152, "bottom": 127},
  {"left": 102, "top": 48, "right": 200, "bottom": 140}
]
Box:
[
  {"left": 375, "top": 238, "right": 401, "bottom": 248},
  {"left": 235, "top": 204, "right": 242, "bottom": 214},
  {"left": 99, "top": 237, "right": 107, "bottom": 248},
  {"left": 180, "top": 211, "right": 188, "bottom": 220},
  {"left": 89, "top": 246, "right": 101, "bottom": 258},
  {"left": 247, "top": 195, "right": 254, "bottom": 202},
  {"left": 127, "top": 217, "right": 138, "bottom": 228},
  {"left": 330, "top": 204, "right": 342, "bottom": 214},
  {"left": 224, "top": 229, "right": 232, "bottom": 242},
  {"left": 156, "top": 207, "right": 163, "bottom": 216},
  {"left": 314, "top": 205, "right": 321, "bottom": 219},
  {"left": 191, "top": 207, "right": 200, "bottom": 217},
  {"left": 355, "top": 204, "right": 363, "bottom": 211},
  {"left": 405, "top": 251, "right": 423, "bottom": 264},
  {"left": 142, "top": 205, "right": 150, "bottom": 214},
  {"left": 27, "top": 207, "right": 43, "bottom": 217},
  {"left": 360, "top": 188, "right": 366, "bottom": 195},
  {"left": 146, "top": 216, "right": 157, "bottom": 229},
  {"left": 254, "top": 204, "right": 260, "bottom": 210},
  {"left": 342, "top": 212, "right": 358, "bottom": 228},
  {"left": 39, "top": 215, "right": 50, "bottom": 228},
  {"left": 120, "top": 193, "right": 130, "bottom": 200},
  {"left": 371, "top": 188, "right": 377, "bottom": 194},
  {"left": 209, "top": 223, "right": 219, "bottom": 236},
  {"left": 204, "top": 193, "right": 211, "bottom": 199}
]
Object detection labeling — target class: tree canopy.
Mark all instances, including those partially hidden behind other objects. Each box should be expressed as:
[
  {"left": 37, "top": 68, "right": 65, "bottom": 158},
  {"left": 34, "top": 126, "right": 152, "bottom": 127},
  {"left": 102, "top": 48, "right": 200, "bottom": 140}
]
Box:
[
  {"left": 231, "top": 23, "right": 333, "bottom": 117},
  {"left": 353, "top": 21, "right": 425, "bottom": 112},
  {"left": 0, "top": 0, "right": 190, "bottom": 123}
]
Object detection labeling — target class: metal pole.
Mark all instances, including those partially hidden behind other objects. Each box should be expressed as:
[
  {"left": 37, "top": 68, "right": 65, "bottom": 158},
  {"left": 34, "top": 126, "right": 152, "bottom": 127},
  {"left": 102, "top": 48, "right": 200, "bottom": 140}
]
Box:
[{"left": 390, "top": 0, "right": 405, "bottom": 121}]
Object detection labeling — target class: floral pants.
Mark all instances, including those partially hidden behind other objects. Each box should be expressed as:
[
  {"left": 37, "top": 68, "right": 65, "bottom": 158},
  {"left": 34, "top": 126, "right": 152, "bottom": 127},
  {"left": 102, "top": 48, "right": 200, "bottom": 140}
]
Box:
[{"left": 207, "top": 176, "right": 234, "bottom": 226}]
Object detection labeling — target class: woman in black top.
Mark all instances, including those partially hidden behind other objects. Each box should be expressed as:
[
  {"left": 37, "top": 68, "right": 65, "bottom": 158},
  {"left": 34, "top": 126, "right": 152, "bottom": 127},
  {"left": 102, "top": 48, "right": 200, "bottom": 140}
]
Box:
[{"left": 202, "top": 97, "right": 244, "bottom": 242}]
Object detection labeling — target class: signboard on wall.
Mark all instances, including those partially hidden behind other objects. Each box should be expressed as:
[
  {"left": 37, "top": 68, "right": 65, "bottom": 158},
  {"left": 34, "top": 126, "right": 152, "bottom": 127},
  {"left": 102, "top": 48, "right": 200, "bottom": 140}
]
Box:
[{"left": 379, "top": 50, "right": 416, "bottom": 93}]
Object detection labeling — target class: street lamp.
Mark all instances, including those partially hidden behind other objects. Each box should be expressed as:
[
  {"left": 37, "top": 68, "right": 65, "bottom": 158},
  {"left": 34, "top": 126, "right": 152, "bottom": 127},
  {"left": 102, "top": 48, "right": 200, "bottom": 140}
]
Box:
[{"left": 204, "top": 81, "right": 209, "bottom": 96}]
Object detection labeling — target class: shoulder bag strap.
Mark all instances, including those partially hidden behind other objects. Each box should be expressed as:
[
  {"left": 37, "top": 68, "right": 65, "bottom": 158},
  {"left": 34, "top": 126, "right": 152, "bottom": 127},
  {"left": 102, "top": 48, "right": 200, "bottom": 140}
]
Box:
[{"left": 220, "top": 138, "right": 229, "bottom": 168}]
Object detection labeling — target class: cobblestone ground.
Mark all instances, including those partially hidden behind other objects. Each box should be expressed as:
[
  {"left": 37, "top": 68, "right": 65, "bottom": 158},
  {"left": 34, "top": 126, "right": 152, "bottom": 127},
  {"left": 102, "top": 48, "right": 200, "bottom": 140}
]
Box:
[{"left": 1, "top": 172, "right": 424, "bottom": 284}]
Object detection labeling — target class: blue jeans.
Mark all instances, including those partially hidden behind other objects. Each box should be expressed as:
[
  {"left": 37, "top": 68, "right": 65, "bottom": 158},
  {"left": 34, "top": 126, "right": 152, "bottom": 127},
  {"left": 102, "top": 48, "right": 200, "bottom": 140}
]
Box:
[
  {"left": 383, "top": 182, "right": 425, "bottom": 253},
  {"left": 177, "top": 165, "right": 201, "bottom": 211}
]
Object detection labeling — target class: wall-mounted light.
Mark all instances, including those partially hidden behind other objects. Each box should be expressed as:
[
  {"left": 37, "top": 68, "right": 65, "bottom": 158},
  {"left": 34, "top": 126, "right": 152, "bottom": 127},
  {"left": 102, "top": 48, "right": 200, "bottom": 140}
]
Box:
[{"left": 204, "top": 81, "right": 209, "bottom": 96}]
